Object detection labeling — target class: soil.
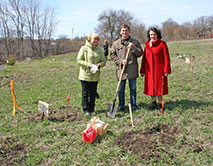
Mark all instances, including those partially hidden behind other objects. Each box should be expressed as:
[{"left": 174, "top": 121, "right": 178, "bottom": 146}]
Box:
[
  {"left": 115, "top": 124, "right": 203, "bottom": 162},
  {"left": 0, "top": 105, "right": 82, "bottom": 165},
  {"left": 28, "top": 105, "right": 83, "bottom": 122},
  {"left": 0, "top": 124, "right": 204, "bottom": 165},
  {"left": 0, "top": 137, "right": 28, "bottom": 165}
]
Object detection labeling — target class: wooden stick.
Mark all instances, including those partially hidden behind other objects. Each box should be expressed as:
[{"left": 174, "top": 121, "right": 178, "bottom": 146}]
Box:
[
  {"left": 128, "top": 103, "right": 134, "bottom": 127},
  {"left": 41, "top": 112, "right": 45, "bottom": 122},
  {"left": 161, "top": 76, "right": 164, "bottom": 116}
]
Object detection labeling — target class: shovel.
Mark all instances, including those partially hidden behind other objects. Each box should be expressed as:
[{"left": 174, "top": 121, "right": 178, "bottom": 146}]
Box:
[{"left": 106, "top": 47, "right": 131, "bottom": 118}]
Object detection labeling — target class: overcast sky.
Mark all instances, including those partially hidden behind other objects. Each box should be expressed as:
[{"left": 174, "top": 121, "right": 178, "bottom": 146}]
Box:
[{"left": 42, "top": 0, "right": 213, "bottom": 38}]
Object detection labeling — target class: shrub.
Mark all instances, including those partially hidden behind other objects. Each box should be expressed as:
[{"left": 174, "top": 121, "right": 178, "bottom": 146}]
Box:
[{"left": 7, "top": 54, "right": 15, "bottom": 65}]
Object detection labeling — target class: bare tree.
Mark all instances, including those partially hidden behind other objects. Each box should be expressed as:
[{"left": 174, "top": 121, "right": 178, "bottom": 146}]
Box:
[
  {"left": 193, "top": 16, "right": 208, "bottom": 37},
  {"left": 206, "top": 15, "right": 213, "bottom": 34},
  {"left": 131, "top": 20, "right": 146, "bottom": 44},
  {"left": 24, "top": 0, "right": 39, "bottom": 57},
  {"left": 0, "top": 1, "right": 13, "bottom": 57},
  {"left": 161, "top": 18, "right": 180, "bottom": 41},
  {"left": 95, "top": 9, "right": 134, "bottom": 46},
  {"left": 35, "top": 6, "right": 57, "bottom": 57},
  {"left": 24, "top": 0, "right": 57, "bottom": 57},
  {"left": 179, "top": 22, "right": 196, "bottom": 39},
  {"left": 7, "top": 0, "right": 26, "bottom": 58}
]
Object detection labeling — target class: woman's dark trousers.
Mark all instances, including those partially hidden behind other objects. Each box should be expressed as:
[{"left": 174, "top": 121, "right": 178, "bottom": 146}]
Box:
[{"left": 81, "top": 81, "right": 98, "bottom": 113}]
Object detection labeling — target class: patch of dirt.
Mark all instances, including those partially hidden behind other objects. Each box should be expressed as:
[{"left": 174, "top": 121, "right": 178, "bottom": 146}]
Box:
[
  {"left": 0, "top": 75, "right": 10, "bottom": 88},
  {"left": 28, "top": 105, "right": 82, "bottom": 122},
  {"left": 0, "top": 74, "right": 31, "bottom": 88},
  {"left": 115, "top": 124, "right": 181, "bottom": 162},
  {"left": 0, "top": 137, "right": 28, "bottom": 165},
  {"left": 192, "top": 145, "right": 203, "bottom": 153}
]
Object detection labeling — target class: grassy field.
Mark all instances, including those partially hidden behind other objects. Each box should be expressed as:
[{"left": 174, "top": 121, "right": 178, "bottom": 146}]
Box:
[{"left": 0, "top": 39, "right": 213, "bottom": 166}]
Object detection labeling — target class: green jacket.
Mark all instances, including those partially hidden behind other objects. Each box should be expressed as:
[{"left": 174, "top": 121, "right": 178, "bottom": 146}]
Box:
[{"left": 77, "top": 41, "right": 106, "bottom": 82}]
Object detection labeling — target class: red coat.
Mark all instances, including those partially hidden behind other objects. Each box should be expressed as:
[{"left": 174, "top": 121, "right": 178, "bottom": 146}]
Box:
[{"left": 140, "top": 39, "right": 171, "bottom": 96}]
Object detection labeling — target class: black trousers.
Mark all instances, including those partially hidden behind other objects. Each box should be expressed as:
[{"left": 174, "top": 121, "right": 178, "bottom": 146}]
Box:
[{"left": 81, "top": 81, "right": 98, "bottom": 113}]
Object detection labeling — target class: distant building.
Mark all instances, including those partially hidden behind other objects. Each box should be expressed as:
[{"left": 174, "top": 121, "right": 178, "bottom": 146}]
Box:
[{"left": 199, "top": 33, "right": 213, "bottom": 38}]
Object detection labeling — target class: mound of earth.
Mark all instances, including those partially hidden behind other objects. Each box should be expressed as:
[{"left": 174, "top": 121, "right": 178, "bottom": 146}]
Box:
[
  {"left": 0, "top": 137, "right": 28, "bottom": 165},
  {"left": 116, "top": 124, "right": 196, "bottom": 162},
  {"left": 28, "top": 105, "right": 82, "bottom": 122}
]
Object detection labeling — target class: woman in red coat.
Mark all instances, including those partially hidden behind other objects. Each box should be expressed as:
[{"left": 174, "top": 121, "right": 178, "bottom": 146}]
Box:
[{"left": 140, "top": 27, "right": 171, "bottom": 110}]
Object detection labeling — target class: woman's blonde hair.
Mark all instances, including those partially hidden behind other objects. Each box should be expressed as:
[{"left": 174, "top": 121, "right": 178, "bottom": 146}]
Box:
[{"left": 88, "top": 33, "right": 100, "bottom": 41}]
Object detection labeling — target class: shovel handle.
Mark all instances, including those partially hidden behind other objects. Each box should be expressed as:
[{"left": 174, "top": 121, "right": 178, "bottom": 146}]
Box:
[
  {"left": 108, "top": 47, "right": 131, "bottom": 118},
  {"left": 114, "top": 47, "right": 131, "bottom": 99},
  {"left": 110, "top": 98, "right": 116, "bottom": 113}
]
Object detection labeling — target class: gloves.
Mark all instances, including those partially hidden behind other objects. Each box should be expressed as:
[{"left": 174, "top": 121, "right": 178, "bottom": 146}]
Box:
[{"left": 90, "top": 64, "right": 99, "bottom": 74}]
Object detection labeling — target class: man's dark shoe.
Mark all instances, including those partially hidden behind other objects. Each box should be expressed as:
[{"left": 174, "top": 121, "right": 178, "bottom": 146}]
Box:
[
  {"left": 92, "top": 111, "right": 97, "bottom": 115},
  {"left": 84, "top": 111, "right": 90, "bottom": 116},
  {"left": 133, "top": 108, "right": 139, "bottom": 112},
  {"left": 117, "top": 106, "right": 124, "bottom": 112},
  {"left": 132, "top": 106, "right": 139, "bottom": 112}
]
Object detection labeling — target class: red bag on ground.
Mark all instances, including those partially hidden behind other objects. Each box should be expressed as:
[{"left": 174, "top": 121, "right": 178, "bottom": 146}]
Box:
[{"left": 82, "top": 126, "right": 96, "bottom": 143}]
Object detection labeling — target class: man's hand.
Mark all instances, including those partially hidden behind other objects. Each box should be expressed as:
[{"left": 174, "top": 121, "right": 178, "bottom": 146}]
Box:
[
  {"left": 128, "top": 42, "right": 134, "bottom": 48},
  {"left": 122, "top": 59, "right": 128, "bottom": 66}
]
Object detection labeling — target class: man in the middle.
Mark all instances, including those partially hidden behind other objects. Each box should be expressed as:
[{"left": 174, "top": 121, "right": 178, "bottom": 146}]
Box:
[{"left": 111, "top": 24, "right": 143, "bottom": 111}]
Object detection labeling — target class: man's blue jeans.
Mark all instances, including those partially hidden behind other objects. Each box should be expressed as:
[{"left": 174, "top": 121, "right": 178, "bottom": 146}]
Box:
[{"left": 118, "top": 78, "right": 137, "bottom": 110}]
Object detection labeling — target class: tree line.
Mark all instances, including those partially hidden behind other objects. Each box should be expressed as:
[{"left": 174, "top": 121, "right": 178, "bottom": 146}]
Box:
[
  {"left": 0, "top": 2, "right": 212, "bottom": 64},
  {"left": 96, "top": 9, "right": 213, "bottom": 46}
]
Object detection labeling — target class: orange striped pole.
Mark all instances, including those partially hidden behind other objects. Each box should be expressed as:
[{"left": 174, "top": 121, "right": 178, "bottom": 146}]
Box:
[{"left": 11, "top": 80, "right": 22, "bottom": 116}]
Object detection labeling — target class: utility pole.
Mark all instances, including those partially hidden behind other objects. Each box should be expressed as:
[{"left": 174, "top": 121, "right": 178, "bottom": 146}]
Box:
[{"left": 72, "top": 28, "right": 74, "bottom": 40}]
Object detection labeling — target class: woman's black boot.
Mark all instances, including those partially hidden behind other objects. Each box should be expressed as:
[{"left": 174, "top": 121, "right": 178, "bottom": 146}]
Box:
[{"left": 150, "top": 101, "right": 158, "bottom": 110}]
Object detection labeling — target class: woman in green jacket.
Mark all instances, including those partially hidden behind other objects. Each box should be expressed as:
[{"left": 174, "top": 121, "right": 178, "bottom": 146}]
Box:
[{"left": 77, "top": 33, "right": 106, "bottom": 115}]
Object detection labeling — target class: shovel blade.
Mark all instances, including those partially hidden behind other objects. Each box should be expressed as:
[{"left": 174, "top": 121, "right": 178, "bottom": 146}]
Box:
[{"left": 106, "top": 104, "right": 118, "bottom": 118}]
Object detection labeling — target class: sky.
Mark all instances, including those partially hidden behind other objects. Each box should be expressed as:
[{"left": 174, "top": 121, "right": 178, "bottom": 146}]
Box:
[{"left": 42, "top": 0, "right": 213, "bottom": 39}]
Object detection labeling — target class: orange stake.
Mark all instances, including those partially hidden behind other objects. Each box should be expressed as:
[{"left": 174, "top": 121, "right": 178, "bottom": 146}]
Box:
[
  {"left": 160, "top": 99, "right": 166, "bottom": 115},
  {"left": 11, "top": 80, "right": 22, "bottom": 116},
  {"left": 66, "top": 93, "right": 70, "bottom": 104}
]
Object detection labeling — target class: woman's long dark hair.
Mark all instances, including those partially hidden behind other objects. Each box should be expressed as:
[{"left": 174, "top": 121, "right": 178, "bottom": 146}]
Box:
[{"left": 147, "top": 27, "right": 162, "bottom": 40}]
